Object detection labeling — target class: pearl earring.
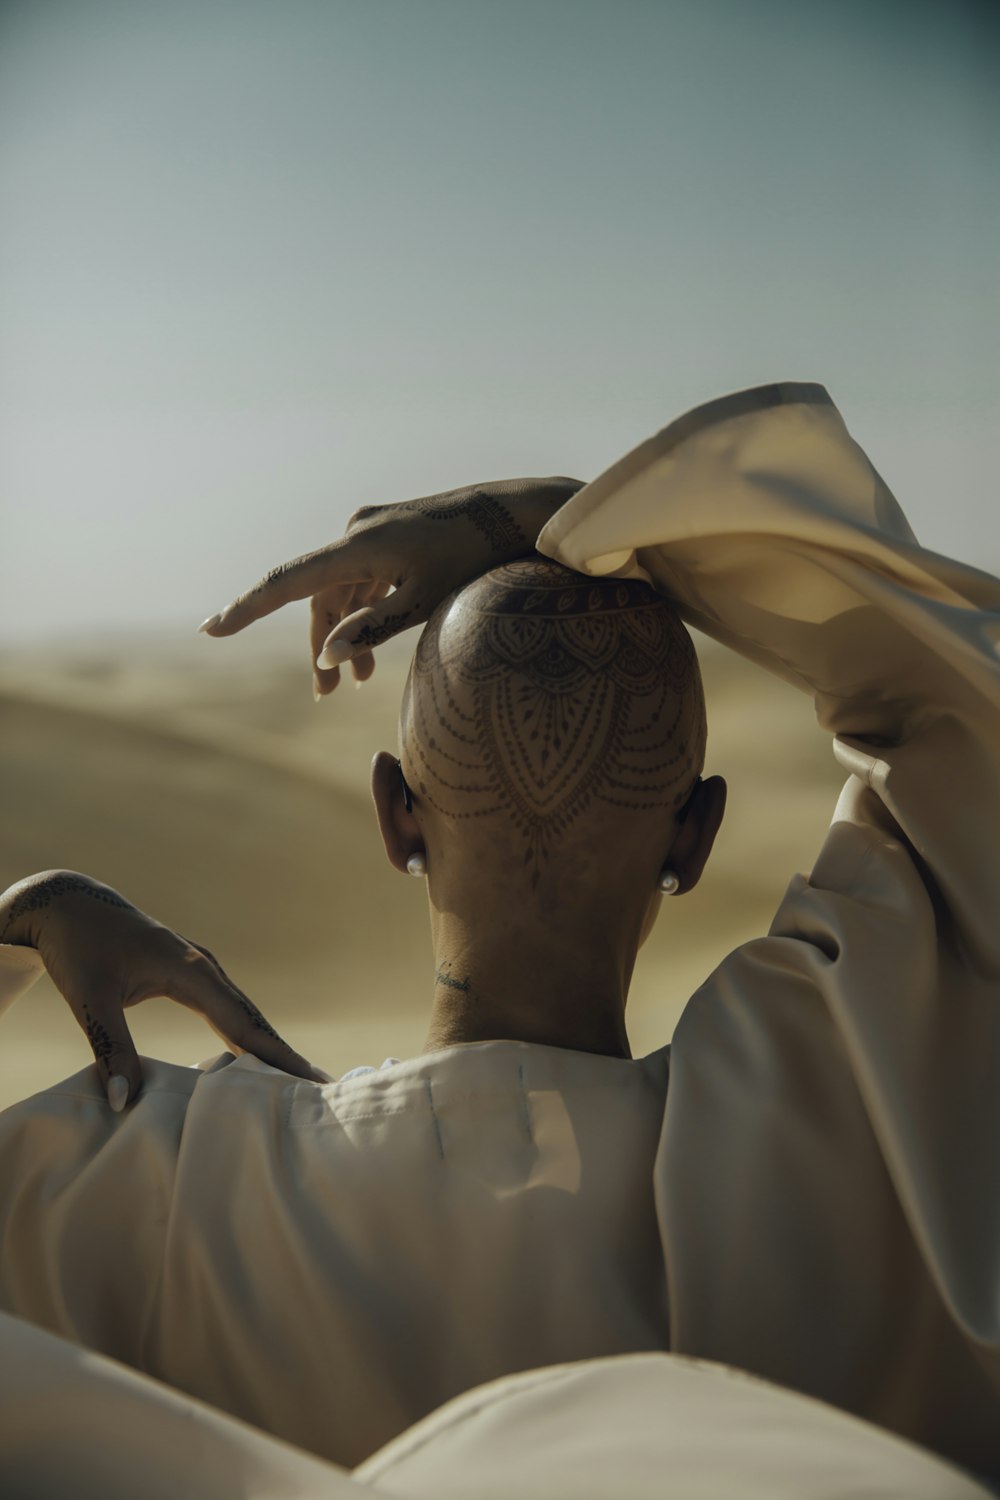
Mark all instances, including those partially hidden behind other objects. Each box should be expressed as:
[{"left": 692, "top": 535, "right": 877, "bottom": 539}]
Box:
[
  {"left": 658, "top": 869, "right": 680, "bottom": 895},
  {"left": 406, "top": 853, "right": 427, "bottom": 877}
]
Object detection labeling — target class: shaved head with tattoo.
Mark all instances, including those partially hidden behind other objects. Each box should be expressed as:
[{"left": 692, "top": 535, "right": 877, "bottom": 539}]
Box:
[
  {"left": 402, "top": 557, "right": 706, "bottom": 891},
  {"left": 373, "top": 557, "right": 725, "bottom": 1059}
]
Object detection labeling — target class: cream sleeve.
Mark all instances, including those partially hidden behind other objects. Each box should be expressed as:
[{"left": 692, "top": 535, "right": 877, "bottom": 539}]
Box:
[
  {"left": 537, "top": 381, "right": 1000, "bottom": 966},
  {"left": 537, "top": 382, "right": 1000, "bottom": 1476}
]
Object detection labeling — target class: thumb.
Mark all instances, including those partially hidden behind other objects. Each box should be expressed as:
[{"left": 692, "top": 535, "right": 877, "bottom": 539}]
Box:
[
  {"left": 316, "top": 582, "right": 425, "bottom": 668},
  {"left": 78, "top": 999, "right": 142, "bottom": 1112}
]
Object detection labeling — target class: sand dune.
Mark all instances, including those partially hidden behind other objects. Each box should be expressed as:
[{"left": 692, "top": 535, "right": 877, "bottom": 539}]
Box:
[{"left": 0, "top": 626, "right": 845, "bottom": 1109}]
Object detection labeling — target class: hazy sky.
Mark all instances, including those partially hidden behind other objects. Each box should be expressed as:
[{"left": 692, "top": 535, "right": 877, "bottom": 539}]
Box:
[{"left": 2, "top": 0, "right": 997, "bottom": 641}]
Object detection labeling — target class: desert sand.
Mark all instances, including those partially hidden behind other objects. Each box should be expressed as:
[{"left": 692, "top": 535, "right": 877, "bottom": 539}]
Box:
[{"left": 0, "top": 619, "right": 845, "bottom": 1110}]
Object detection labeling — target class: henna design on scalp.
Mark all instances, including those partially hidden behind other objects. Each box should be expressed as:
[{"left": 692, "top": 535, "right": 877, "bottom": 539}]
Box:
[
  {"left": 0, "top": 875, "right": 132, "bottom": 943},
  {"left": 405, "top": 558, "right": 705, "bottom": 888},
  {"left": 411, "top": 489, "right": 525, "bottom": 555}
]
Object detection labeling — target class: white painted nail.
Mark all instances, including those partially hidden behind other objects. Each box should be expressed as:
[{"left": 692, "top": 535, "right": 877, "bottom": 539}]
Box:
[
  {"left": 318, "top": 638, "right": 354, "bottom": 669},
  {"left": 107, "top": 1074, "right": 129, "bottom": 1112},
  {"left": 198, "top": 613, "right": 222, "bottom": 633}
]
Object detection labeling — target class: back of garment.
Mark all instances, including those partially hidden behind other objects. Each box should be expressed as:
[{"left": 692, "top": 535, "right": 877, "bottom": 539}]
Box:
[{"left": 0, "top": 1030, "right": 671, "bottom": 1467}]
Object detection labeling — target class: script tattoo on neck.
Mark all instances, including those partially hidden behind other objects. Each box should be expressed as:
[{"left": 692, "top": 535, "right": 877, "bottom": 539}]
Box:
[
  {"left": 410, "top": 488, "right": 524, "bottom": 554},
  {"left": 406, "top": 559, "right": 704, "bottom": 888},
  {"left": 435, "top": 964, "right": 472, "bottom": 994}
]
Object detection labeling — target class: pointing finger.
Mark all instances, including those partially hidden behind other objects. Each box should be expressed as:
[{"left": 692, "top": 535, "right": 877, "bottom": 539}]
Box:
[
  {"left": 213, "top": 982, "right": 328, "bottom": 1084},
  {"left": 175, "top": 947, "right": 328, "bottom": 1084},
  {"left": 201, "top": 538, "right": 376, "bottom": 638}
]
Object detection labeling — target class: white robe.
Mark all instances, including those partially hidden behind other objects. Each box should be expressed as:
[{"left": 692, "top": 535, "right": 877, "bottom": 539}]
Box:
[
  {"left": 537, "top": 381, "right": 1000, "bottom": 1475},
  {"left": 1, "top": 382, "right": 998, "bottom": 1491}
]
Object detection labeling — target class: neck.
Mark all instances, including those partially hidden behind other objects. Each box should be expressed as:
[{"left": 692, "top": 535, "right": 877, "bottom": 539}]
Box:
[{"left": 423, "top": 911, "right": 635, "bottom": 1059}]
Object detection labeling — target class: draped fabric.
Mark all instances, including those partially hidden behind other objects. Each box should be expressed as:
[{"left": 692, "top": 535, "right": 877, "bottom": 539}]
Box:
[
  {"left": 537, "top": 381, "right": 1000, "bottom": 1476},
  {"left": 0, "top": 1027, "right": 672, "bottom": 1468},
  {"left": 2, "top": 1309, "right": 990, "bottom": 1499}
]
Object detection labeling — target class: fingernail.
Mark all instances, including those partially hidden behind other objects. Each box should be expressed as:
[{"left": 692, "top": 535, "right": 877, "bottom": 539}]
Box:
[
  {"left": 318, "top": 638, "right": 353, "bottom": 669},
  {"left": 313, "top": 677, "right": 323, "bottom": 703},
  {"left": 198, "top": 613, "right": 222, "bottom": 634},
  {"left": 354, "top": 679, "right": 363, "bottom": 691},
  {"left": 107, "top": 1074, "right": 129, "bottom": 1112}
]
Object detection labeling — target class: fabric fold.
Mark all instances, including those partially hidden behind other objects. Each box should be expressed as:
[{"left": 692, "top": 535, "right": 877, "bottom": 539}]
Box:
[
  {"left": 3, "top": 382, "right": 999, "bottom": 1481},
  {"left": 540, "top": 382, "right": 1000, "bottom": 1477}
]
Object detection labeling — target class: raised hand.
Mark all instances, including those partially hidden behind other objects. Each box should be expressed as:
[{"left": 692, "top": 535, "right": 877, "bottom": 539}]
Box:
[
  {"left": 198, "top": 476, "right": 584, "bottom": 698},
  {"left": 0, "top": 871, "right": 329, "bottom": 1109}
]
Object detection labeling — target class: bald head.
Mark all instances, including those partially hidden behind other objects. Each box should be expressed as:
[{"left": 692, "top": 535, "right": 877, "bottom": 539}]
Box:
[{"left": 401, "top": 557, "right": 706, "bottom": 893}]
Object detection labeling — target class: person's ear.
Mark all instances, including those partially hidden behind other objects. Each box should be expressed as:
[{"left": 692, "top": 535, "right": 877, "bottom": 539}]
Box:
[
  {"left": 371, "top": 750, "right": 425, "bottom": 874},
  {"left": 665, "top": 775, "right": 727, "bottom": 895}
]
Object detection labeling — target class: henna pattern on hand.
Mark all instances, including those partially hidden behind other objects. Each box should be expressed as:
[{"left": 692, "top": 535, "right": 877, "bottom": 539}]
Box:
[
  {"left": 82, "top": 1002, "right": 115, "bottom": 1069},
  {"left": 232, "top": 992, "right": 284, "bottom": 1045},
  {"left": 257, "top": 558, "right": 303, "bottom": 593},
  {"left": 353, "top": 610, "right": 415, "bottom": 648},
  {"left": 405, "top": 558, "right": 706, "bottom": 887},
  {"left": 0, "top": 875, "right": 132, "bottom": 943},
  {"left": 410, "top": 490, "right": 526, "bottom": 555}
]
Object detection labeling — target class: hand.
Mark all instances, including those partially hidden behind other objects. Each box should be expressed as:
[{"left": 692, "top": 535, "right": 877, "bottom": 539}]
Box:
[
  {"left": 198, "top": 476, "right": 584, "bottom": 698},
  {"left": 0, "top": 871, "right": 329, "bottom": 1109}
]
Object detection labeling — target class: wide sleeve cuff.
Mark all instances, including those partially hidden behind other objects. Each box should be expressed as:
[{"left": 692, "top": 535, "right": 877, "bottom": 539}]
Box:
[{"left": 536, "top": 381, "right": 1000, "bottom": 737}]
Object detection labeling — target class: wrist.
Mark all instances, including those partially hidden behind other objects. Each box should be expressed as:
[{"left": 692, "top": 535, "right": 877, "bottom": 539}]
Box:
[{"left": 506, "top": 477, "right": 585, "bottom": 554}]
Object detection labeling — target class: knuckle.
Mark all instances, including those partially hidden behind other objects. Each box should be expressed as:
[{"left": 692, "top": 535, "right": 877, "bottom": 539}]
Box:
[
  {"left": 174, "top": 944, "right": 214, "bottom": 986},
  {"left": 346, "top": 504, "right": 386, "bottom": 530},
  {"left": 187, "top": 949, "right": 215, "bottom": 978},
  {"left": 180, "top": 934, "right": 216, "bottom": 965}
]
